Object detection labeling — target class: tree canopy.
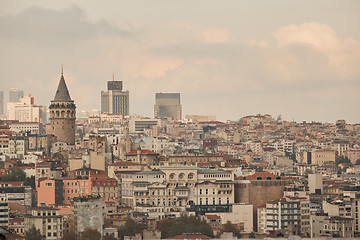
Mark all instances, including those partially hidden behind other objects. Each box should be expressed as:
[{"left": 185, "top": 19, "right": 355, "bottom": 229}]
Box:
[
  {"left": 159, "top": 215, "right": 214, "bottom": 239},
  {"left": 118, "top": 218, "right": 146, "bottom": 240},
  {"left": 102, "top": 235, "right": 117, "bottom": 240},
  {"left": 62, "top": 229, "right": 78, "bottom": 240},
  {"left": 218, "top": 221, "right": 241, "bottom": 238},
  {"left": 25, "top": 225, "right": 42, "bottom": 240},
  {"left": 81, "top": 227, "right": 101, "bottom": 240},
  {"left": 2, "top": 167, "right": 26, "bottom": 182},
  {"left": 336, "top": 155, "right": 351, "bottom": 165}
]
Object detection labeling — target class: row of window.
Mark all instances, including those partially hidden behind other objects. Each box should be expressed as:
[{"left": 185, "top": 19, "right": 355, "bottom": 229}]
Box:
[{"left": 36, "top": 211, "right": 57, "bottom": 216}]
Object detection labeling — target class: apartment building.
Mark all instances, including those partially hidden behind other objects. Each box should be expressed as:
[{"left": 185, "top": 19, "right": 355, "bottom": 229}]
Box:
[
  {"left": 8, "top": 217, "right": 25, "bottom": 236},
  {"left": 303, "top": 150, "right": 335, "bottom": 166},
  {"left": 0, "top": 195, "right": 9, "bottom": 228},
  {"left": 74, "top": 197, "right": 106, "bottom": 236},
  {"left": 0, "top": 182, "right": 32, "bottom": 207},
  {"left": 91, "top": 176, "right": 119, "bottom": 200},
  {"left": 35, "top": 162, "right": 62, "bottom": 188},
  {"left": 24, "top": 207, "right": 63, "bottom": 240},
  {"left": 62, "top": 178, "right": 92, "bottom": 205},
  {"left": 10, "top": 122, "right": 44, "bottom": 134},
  {"left": 37, "top": 179, "right": 64, "bottom": 206},
  {"left": 265, "top": 198, "right": 301, "bottom": 235},
  {"left": 167, "top": 155, "right": 225, "bottom": 165}
]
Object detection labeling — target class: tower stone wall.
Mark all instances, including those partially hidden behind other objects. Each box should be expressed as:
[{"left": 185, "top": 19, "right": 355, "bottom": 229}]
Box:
[{"left": 47, "top": 72, "right": 76, "bottom": 145}]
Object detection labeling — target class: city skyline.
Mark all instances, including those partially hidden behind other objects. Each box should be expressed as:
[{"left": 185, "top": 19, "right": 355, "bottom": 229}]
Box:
[{"left": 1, "top": 1, "right": 360, "bottom": 123}]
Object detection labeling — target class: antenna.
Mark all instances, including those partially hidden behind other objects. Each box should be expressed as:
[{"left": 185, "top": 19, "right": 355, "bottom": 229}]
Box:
[
  {"left": 113, "top": 73, "right": 115, "bottom": 81},
  {"left": 61, "top": 65, "right": 64, "bottom": 75}
]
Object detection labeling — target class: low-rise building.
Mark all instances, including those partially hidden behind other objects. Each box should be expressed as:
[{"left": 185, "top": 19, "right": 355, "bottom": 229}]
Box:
[
  {"left": 311, "top": 215, "right": 354, "bottom": 238},
  {"left": 8, "top": 217, "right": 24, "bottom": 236},
  {"left": 121, "top": 166, "right": 234, "bottom": 221}
]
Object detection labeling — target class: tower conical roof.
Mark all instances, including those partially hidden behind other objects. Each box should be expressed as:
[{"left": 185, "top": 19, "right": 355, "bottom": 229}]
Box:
[{"left": 53, "top": 74, "right": 72, "bottom": 101}]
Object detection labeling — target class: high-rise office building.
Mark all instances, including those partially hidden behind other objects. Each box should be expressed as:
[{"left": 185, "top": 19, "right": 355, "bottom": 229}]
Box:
[
  {"left": 101, "top": 79, "right": 129, "bottom": 117},
  {"left": 47, "top": 71, "right": 76, "bottom": 145},
  {"left": 0, "top": 91, "right": 3, "bottom": 117},
  {"left": 154, "top": 93, "right": 182, "bottom": 120},
  {"left": 9, "top": 88, "right": 24, "bottom": 102}
]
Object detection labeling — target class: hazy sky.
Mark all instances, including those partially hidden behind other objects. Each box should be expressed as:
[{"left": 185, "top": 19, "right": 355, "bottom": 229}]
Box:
[{"left": 1, "top": 0, "right": 359, "bottom": 123}]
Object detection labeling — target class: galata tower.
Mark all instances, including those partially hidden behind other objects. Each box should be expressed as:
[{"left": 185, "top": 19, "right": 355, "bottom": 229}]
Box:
[{"left": 48, "top": 69, "right": 76, "bottom": 145}]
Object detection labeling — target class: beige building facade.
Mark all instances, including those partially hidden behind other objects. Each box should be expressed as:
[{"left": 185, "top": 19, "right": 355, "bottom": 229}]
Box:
[{"left": 24, "top": 207, "right": 63, "bottom": 240}]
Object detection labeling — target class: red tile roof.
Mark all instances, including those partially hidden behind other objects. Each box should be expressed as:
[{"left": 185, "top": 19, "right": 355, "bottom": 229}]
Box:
[
  {"left": 167, "top": 234, "right": 211, "bottom": 239},
  {"left": 127, "top": 149, "right": 158, "bottom": 155},
  {"left": 235, "top": 172, "right": 283, "bottom": 180},
  {"left": 0, "top": 181, "right": 24, "bottom": 186},
  {"left": 109, "top": 161, "right": 141, "bottom": 167},
  {"left": 205, "top": 215, "right": 220, "bottom": 220}
]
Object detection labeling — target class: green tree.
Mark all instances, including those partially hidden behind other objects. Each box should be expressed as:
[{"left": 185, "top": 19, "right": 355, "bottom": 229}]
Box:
[
  {"left": 285, "top": 152, "right": 297, "bottom": 163},
  {"left": 118, "top": 218, "right": 146, "bottom": 240},
  {"left": 249, "top": 232, "right": 256, "bottom": 238},
  {"left": 25, "top": 225, "right": 42, "bottom": 240},
  {"left": 159, "top": 215, "right": 213, "bottom": 239},
  {"left": 219, "top": 221, "right": 241, "bottom": 238},
  {"left": 335, "top": 155, "right": 351, "bottom": 165},
  {"left": 2, "top": 167, "right": 26, "bottom": 182},
  {"left": 81, "top": 228, "right": 101, "bottom": 240},
  {"left": 356, "top": 159, "right": 360, "bottom": 165},
  {"left": 25, "top": 176, "right": 36, "bottom": 188}
]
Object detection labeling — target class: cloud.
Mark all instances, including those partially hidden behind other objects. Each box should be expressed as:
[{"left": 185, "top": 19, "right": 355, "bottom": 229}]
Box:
[
  {"left": 274, "top": 22, "right": 360, "bottom": 80},
  {"left": 246, "top": 39, "right": 268, "bottom": 48},
  {"left": 0, "top": 4, "right": 359, "bottom": 123},
  {"left": 0, "top": 5, "right": 131, "bottom": 44},
  {"left": 202, "top": 27, "right": 230, "bottom": 43}
]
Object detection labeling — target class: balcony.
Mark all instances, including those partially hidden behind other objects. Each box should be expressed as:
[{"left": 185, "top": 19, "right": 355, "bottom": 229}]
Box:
[{"left": 175, "top": 189, "right": 190, "bottom": 198}]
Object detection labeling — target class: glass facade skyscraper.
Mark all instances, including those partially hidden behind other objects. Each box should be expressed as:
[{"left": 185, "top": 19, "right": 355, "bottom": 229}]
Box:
[
  {"left": 154, "top": 93, "right": 182, "bottom": 120},
  {"left": 9, "top": 88, "right": 24, "bottom": 102}
]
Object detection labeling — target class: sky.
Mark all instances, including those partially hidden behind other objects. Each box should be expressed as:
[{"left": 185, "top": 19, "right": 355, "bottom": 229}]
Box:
[{"left": 1, "top": 0, "right": 359, "bottom": 123}]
